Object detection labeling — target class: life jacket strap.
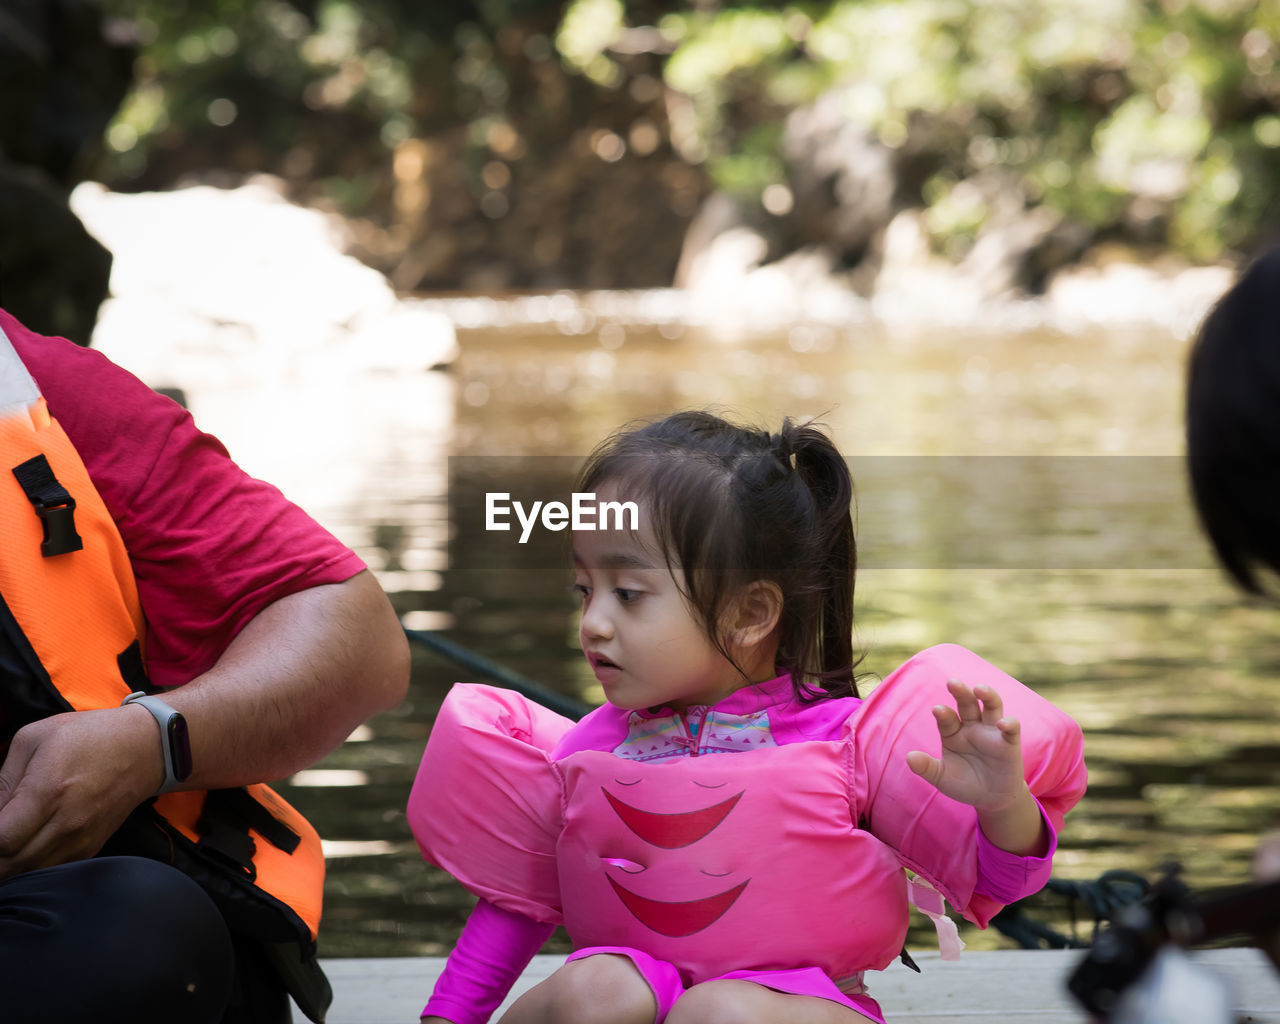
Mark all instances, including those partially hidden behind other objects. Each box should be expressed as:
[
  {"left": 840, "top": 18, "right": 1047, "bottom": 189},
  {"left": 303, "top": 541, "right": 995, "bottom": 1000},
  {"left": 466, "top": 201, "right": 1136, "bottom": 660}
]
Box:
[
  {"left": 0, "top": 589, "right": 72, "bottom": 732},
  {"left": 116, "top": 639, "right": 151, "bottom": 695},
  {"left": 12, "top": 454, "right": 84, "bottom": 557},
  {"left": 196, "top": 788, "right": 303, "bottom": 881}
]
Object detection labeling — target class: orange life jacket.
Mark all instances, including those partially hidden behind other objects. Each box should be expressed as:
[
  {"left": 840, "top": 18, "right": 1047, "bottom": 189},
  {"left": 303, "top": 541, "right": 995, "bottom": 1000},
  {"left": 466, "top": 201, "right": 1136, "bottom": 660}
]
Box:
[{"left": 0, "top": 329, "right": 330, "bottom": 1022}]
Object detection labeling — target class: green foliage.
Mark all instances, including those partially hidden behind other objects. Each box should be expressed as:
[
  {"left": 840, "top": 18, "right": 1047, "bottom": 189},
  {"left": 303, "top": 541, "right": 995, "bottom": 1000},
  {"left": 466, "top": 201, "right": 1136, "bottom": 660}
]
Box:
[
  {"left": 99, "top": 0, "right": 1280, "bottom": 264},
  {"left": 100, "top": 1, "right": 411, "bottom": 179},
  {"left": 552, "top": 0, "right": 1280, "bottom": 262},
  {"left": 96, "top": 0, "right": 569, "bottom": 191},
  {"left": 710, "top": 123, "right": 786, "bottom": 196},
  {"left": 556, "top": 0, "right": 627, "bottom": 85}
]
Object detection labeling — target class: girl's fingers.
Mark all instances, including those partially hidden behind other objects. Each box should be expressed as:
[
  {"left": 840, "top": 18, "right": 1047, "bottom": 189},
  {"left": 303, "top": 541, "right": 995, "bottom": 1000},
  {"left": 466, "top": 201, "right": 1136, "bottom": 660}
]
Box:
[
  {"left": 997, "top": 715, "right": 1021, "bottom": 745},
  {"left": 946, "top": 678, "right": 982, "bottom": 722},
  {"left": 946, "top": 679, "right": 1005, "bottom": 726},
  {"left": 933, "top": 702, "right": 961, "bottom": 738},
  {"left": 974, "top": 684, "right": 1004, "bottom": 726},
  {"left": 906, "top": 749, "right": 942, "bottom": 786}
]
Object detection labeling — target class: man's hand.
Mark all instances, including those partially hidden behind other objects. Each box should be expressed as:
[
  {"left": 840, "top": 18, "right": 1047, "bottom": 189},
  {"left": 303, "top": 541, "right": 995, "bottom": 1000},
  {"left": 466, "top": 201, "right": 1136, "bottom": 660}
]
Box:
[{"left": 0, "top": 707, "right": 163, "bottom": 879}]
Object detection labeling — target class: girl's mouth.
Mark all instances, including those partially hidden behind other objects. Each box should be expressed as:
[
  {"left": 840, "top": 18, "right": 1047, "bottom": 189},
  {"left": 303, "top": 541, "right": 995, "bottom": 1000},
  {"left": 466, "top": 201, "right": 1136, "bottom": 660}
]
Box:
[{"left": 592, "top": 653, "right": 621, "bottom": 671}]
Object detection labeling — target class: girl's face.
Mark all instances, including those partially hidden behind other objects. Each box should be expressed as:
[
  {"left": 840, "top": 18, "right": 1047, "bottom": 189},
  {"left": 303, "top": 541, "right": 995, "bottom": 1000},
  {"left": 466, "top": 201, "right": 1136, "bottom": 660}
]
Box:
[{"left": 571, "top": 497, "right": 745, "bottom": 713}]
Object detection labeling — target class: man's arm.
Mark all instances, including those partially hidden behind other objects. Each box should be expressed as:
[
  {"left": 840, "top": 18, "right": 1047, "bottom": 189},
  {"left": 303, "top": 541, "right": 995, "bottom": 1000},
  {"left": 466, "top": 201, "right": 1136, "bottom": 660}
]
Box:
[
  {"left": 143, "top": 569, "right": 408, "bottom": 791},
  {"left": 0, "top": 569, "right": 409, "bottom": 878}
]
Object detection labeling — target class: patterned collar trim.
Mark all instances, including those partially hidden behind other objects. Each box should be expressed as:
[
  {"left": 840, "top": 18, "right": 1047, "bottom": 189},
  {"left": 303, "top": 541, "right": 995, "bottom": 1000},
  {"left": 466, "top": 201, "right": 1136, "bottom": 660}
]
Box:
[{"left": 631, "top": 672, "right": 797, "bottom": 720}]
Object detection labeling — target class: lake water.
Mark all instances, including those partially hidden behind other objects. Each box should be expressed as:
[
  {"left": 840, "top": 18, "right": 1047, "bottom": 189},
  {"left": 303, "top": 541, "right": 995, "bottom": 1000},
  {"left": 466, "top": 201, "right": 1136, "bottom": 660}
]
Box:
[{"left": 176, "top": 299, "right": 1279, "bottom": 961}]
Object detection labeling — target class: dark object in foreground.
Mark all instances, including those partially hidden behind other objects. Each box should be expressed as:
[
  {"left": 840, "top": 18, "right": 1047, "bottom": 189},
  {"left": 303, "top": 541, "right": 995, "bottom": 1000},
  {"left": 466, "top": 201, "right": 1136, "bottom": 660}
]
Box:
[
  {"left": 994, "top": 869, "right": 1152, "bottom": 950},
  {"left": 1067, "top": 866, "right": 1280, "bottom": 1020}
]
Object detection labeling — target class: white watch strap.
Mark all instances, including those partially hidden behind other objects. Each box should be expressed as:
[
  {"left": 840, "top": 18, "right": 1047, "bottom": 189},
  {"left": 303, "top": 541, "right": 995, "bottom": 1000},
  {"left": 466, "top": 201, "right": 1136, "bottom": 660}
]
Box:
[{"left": 122, "top": 691, "right": 189, "bottom": 795}]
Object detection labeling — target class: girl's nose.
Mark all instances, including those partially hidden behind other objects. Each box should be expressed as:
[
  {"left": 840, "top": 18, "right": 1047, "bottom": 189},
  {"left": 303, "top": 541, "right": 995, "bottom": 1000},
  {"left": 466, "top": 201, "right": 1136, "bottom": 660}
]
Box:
[{"left": 580, "top": 600, "right": 613, "bottom": 641}]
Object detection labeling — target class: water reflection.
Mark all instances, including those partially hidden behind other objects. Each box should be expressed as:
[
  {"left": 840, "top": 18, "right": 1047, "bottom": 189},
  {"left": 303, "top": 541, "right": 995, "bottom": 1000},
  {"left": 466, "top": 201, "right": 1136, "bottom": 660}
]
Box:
[{"left": 147, "top": 299, "right": 1279, "bottom": 958}]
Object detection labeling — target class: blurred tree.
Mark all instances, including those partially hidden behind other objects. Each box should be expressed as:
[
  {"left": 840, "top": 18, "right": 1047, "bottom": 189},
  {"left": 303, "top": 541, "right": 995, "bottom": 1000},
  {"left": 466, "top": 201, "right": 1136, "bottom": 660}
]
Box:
[
  {"left": 97, "top": 0, "right": 704, "bottom": 289},
  {"left": 606, "top": 0, "right": 1280, "bottom": 271},
  {"left": 89, "top": 0, "right": 1280, "bottom": 293}
]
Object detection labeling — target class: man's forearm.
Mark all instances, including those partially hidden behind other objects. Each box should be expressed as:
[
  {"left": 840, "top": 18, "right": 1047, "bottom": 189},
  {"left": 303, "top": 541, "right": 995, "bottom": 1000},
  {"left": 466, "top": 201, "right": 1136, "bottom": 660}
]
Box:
[
  {"left": 0, "top": 572, "right": 408, "bottom": 876},
  {"left": 144, "top": 569, "right": 409, "bottom": 790}
]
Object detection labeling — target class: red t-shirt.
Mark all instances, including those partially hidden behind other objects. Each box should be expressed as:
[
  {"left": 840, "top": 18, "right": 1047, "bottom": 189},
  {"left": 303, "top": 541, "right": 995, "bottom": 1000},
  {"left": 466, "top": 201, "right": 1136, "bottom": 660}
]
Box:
[{"left": 1, "top": 308, "right": 367, "bottom": 688}]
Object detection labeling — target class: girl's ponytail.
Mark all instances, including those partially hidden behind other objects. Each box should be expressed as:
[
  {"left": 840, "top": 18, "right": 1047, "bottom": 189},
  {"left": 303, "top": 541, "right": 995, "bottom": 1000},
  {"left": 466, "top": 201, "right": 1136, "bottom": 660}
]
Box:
[{"left": 777, "top": 420, "right": 858, "bottom": 697}]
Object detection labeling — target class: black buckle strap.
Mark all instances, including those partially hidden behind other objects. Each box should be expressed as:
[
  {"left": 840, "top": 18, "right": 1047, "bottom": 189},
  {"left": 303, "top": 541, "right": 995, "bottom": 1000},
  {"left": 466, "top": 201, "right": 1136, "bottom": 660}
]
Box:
[
  {"left": 199, "top": 809, "right": 260, "bottom": 881},
  {"left": 196, "top": 787, "right": 303, "bottom": 880},
  {"left": 116, "top": 640, "right": 152, "bottom": 694},
  {"left": 12, "top": 455, "right": 83, "bottom": 557}
]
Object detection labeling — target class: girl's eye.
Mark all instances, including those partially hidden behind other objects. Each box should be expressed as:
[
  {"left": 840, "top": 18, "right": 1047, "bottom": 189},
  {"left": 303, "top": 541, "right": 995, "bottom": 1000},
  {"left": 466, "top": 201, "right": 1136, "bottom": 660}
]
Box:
[
  {"left": 571, "top": 583, "right": 590, "bottom": 601},
  {"left": 615, "top": 588, "right": 641, "bottom": 604}
]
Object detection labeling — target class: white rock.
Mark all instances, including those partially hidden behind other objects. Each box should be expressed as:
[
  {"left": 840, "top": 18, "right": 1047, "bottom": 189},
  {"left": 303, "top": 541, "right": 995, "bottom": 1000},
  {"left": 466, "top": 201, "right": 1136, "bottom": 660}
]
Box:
[{"left": 68, "top": 178, "right": 457, "bottom": 389}]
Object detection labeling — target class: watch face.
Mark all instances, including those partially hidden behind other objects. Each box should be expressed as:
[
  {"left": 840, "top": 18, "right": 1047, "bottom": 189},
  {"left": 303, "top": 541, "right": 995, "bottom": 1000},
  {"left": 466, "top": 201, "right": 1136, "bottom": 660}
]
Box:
[{"left": 166, "top": 714, "right": 194, "bottom": 781}]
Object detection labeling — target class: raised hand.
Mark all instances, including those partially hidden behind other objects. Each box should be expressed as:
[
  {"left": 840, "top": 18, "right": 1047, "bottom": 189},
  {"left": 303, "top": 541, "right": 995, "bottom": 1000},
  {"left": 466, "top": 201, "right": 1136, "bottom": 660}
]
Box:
[
  {"left": 905, "top": 679, "right": 1046, "bottom": 856},
  {"left": 905, "top": 679, "right": 1026, "bottom": 812}
]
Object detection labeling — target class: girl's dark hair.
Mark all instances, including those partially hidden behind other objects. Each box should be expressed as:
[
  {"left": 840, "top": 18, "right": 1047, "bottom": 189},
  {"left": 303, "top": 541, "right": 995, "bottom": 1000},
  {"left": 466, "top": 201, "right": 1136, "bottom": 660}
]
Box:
[
  {"left": 1187, "top": 246, "right": 1280, "bottom": 595},
  {"left": 577, "top": 410, "right": 862, "bottom": 699}
]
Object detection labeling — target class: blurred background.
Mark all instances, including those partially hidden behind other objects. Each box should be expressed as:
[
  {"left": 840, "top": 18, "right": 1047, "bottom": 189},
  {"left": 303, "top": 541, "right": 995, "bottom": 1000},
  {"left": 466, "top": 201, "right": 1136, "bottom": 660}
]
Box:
[{"left": 3, "top": 0, "right": 1279, "bottom": 959}]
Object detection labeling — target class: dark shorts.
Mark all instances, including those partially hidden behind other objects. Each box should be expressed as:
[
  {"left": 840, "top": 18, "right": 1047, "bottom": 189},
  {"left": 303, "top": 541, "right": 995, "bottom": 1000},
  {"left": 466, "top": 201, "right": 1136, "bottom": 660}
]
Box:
[{"left": 0, "top": 856, "right": 282, "bottom": 1024}]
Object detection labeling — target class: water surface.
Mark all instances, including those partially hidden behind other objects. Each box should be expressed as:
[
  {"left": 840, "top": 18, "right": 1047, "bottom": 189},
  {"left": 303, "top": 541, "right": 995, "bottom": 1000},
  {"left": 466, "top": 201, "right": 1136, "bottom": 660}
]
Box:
[{"left": 184, "top": 302, "right": 1279, "bottom": 959}]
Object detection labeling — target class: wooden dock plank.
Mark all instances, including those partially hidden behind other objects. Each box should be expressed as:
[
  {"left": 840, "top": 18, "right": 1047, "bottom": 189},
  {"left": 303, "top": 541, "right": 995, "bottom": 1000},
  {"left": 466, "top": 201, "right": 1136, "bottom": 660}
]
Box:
[{"left": 315, "top": 948, "right": 1280, "bottom": 1023}]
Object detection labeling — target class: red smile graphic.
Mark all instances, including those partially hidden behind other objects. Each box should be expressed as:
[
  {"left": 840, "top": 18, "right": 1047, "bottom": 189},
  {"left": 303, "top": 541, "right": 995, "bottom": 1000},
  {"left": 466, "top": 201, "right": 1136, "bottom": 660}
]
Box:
[
  {"left": 602, "top": 788, "right": 744, "bottom": 848},
  {"left": 607, "top": 875, "right": 749, "bottom": 937}
]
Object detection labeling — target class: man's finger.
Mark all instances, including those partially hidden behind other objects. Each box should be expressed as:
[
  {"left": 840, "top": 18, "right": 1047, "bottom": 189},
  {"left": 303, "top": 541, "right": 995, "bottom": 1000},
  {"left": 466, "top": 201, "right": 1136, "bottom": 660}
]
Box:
[
  {"left": 0, "top": 733, "right": 35, "bottom": 811},
  {"left": 0, "top": 786, "right": 56, "bottom": 878}
]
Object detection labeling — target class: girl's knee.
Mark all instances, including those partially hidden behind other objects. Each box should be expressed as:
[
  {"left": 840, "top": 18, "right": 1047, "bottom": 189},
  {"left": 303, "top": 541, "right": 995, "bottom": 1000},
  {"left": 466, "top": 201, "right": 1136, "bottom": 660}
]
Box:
[
  {"left": 667, "top": 981, "right": 756, "bottom": 1024},
  {"left": 543, "top": 955, "right": 656, "bottom": 1023}
]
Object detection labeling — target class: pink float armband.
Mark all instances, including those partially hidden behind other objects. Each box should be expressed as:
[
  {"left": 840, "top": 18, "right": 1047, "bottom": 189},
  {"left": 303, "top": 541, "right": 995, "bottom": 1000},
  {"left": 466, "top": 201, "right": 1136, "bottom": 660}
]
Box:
[
  {"left": 408, "top": 684, "right": 573, "bottom": 924},
  {"left": 849, "top": 644, "right": 1087, "bottom": 928}
]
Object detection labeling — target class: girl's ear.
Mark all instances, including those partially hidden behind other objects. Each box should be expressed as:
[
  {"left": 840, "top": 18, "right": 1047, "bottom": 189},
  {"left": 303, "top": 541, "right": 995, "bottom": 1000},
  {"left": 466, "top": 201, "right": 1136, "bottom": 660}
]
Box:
[{"left": 727, "top": 580, "right": 783, "bottom": 650}]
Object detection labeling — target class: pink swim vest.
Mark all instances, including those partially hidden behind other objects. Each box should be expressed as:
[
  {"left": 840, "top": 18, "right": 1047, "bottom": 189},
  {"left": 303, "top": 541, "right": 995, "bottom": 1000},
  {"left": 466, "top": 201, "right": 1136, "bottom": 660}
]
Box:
[{"left": 409, "top": 644, "right": 1087, "bottom": 985}]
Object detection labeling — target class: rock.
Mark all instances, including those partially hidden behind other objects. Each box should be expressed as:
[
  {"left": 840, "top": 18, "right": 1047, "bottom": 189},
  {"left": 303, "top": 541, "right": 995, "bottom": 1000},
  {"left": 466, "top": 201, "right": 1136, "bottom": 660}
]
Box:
[
  {"left": 950, "top": 170, "right": 1093, "bottom": 297},
  {"left": 781, "top": 89, "right": 898, "bottom": 262},
  {"left": 673, "top": 193, "right": 751, "bottom": 290},
  {"left": 1045, "top": 256, "right": 1234, "bottom": 336},
  {"left": 960, "top": 205, "right": 1070, "bottom": 299},
  {"left": 673, "top": 86, "right": 904, "bottom": 306},
  {"left": 69, "top": 179, "right": 458, "bottom": 389},
  {"left": 676, "top": 196, "right": 865, "bottom": 331}
]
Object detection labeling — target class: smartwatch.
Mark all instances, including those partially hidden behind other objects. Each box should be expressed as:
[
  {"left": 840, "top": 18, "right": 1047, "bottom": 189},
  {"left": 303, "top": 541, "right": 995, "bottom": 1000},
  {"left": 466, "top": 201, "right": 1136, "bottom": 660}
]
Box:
[{"left": 122, "top": 691, "right": 194, "bottom": 794}]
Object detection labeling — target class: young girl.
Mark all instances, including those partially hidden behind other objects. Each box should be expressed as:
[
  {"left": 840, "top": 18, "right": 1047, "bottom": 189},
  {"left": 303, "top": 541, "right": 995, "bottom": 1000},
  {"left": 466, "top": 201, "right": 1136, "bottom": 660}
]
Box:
[{"left": 409, "top": 411, "right": 1086, "bottom": 1024}]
